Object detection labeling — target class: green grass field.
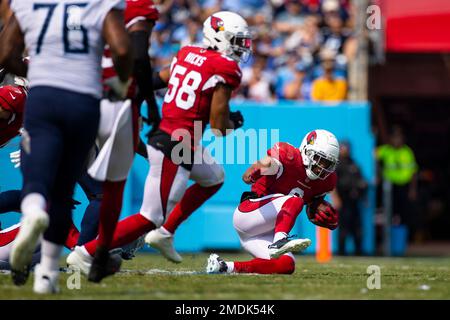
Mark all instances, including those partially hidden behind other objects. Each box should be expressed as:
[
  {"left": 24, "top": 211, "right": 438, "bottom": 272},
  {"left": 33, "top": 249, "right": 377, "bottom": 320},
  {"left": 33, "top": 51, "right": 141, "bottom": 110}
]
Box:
[{"left": 1, "top": 253, "right": 449, "bottom": 300}]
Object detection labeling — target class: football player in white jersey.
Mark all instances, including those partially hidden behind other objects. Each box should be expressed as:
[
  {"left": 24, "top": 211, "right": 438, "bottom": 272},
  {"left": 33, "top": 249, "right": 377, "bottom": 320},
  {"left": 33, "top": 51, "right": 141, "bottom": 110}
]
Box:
[{"left": 0, "top": 0, "right": 132, "bottom": 294}]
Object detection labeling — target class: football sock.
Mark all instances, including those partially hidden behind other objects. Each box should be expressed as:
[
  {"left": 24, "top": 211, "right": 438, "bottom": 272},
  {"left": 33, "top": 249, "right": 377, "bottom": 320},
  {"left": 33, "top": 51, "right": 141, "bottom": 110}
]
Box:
[
  {"left": 274, "top": 196, "right": 304, "bottom": 235},
  {"left": 84, "top": 213, "right": 155, "bottom": 256},
  {"left": 40, "top": 240, "right": 62, "bottom": 272},
  {"left": 65, "top": 222, "right": 80, "bottom": 250},
  {"left": 225, "top": 261, "right": 234, "bottom": 273},
  {"left": 273, "top": 232, "right": 288, "bottom": 243},
  {"left": 96, "top": 180, "right": 126, "bottom": 250},
  {"left": 163, "top": 183, "right": 222, "bottom": 234},
  {"left": 233, "top": 255, "right": 295, "bottom": 274},
  {"left": 159, "top": 226, "right": 172, "bottom": 236}
]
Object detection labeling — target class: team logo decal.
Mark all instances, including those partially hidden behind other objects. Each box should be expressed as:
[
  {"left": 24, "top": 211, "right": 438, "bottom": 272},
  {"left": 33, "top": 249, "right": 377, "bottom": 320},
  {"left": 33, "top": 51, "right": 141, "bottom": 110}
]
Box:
[
  {"left": 307, "top": 131, "right": 317, "bottom": 145},
  {"left": 210, "top": 16, "right": 225, "bottom": 32}
]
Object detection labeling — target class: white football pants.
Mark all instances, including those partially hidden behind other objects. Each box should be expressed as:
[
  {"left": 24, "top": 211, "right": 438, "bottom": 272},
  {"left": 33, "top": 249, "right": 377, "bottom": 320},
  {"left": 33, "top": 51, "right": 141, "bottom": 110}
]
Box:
[{"left": 233, "top": 194, "right": 296, "bottom": 260}]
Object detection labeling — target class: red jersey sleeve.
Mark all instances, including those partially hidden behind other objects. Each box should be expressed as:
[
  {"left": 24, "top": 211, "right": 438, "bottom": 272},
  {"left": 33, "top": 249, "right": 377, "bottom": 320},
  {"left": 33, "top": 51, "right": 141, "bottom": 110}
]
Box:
[
  {"left": 267, "top": 142, "right": 298, "bottom": 165},
  {"left": 213, "top": 56, "right": 242, "bottom": 90},
  {"left": 125, "top": 0, "right": 159, "bottom": 28}
]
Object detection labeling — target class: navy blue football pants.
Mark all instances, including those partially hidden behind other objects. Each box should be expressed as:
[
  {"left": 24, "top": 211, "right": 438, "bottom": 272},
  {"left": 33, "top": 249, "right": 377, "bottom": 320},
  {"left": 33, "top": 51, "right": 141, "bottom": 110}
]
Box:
[
  {"left": 21, "top": 86, "right": 100, "bottom": 245},
  {"left": 76, "top": 172, "right": 102, "bottom": 245},
  {"left": 0, "top": 175, "right": 102, "bottom": 245}
]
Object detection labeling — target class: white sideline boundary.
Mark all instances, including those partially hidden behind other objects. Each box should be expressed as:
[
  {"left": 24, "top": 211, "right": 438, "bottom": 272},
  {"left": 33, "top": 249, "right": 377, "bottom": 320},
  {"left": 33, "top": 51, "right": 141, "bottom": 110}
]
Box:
[{"left": 0, "top": 268, "right": 265, "bottom": 276}]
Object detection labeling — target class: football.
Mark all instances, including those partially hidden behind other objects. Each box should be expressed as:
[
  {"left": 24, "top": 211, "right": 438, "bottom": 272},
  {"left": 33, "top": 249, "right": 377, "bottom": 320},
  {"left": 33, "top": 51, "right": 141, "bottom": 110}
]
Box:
[{"left": 306, "top": 198, "right": 332, "bottom": 220}]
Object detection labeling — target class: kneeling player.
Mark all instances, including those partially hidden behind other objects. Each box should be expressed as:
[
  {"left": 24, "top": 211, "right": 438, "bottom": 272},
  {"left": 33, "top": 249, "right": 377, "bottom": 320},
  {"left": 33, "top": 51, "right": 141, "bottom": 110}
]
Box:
[{"left": 206, "top": 129, "right": 339, "bottom": 274}]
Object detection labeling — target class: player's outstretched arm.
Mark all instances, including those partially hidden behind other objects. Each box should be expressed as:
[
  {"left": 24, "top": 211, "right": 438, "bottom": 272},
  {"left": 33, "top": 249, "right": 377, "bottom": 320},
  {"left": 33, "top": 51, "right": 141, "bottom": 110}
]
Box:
[
  {"left": 210, "top": 83, "right": 235, "bottom": 136},
  {"left": 103, "top": 9, "right": 132, "bottom": 83},
  {"left": 242, "top": 156, "right": 281, "bottom": 184},
  {"left": 0, "top": 14, "right": 27, "bottom": 77}
]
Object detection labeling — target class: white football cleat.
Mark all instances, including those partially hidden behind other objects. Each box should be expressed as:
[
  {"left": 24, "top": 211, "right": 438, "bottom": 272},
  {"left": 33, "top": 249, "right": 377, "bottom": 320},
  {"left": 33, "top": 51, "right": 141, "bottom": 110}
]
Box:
[
  {"left": 268, "top": 237, "right": 312, "bottom": 259},
  {"left": 33, "top": 264, "right": 60, "bottom": 294},
  {"left": 66, "top": 246, "right": 93, "bottom": 275},
  {"left": 206, "top": 253, "right": 228, "bottom": 274},
  {"left": 10, "top": 208, "right": 49, "bottom": 284},
  {"left": 145, "top": 229, "right": 182, "bottom": 263}
]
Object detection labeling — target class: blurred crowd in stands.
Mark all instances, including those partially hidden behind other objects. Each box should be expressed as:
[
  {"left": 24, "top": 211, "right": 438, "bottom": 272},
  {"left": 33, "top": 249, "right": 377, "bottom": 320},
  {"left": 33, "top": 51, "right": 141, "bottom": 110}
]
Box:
[{"left": 151, "top": 0, "right": 357, "bottom": 102}]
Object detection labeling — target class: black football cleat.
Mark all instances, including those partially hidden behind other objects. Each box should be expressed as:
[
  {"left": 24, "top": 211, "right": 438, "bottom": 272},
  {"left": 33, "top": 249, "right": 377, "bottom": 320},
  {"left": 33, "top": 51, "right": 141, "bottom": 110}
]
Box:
[
  {"left": 268, "top": 235, "right": 312, "bottom": 259},
  {"left": 87, "top": 246, "right": 122, "bottom": 283}
]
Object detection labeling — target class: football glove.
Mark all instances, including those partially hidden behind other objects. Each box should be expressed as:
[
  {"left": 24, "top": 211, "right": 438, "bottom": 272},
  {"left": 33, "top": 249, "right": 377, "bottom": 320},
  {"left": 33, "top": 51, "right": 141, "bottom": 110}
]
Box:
[
  {"left": 242, "top": 167, "right": 262, "bottom": 184},
  {"left": 306, "top": 198, "right": 338, "bottom": 230},
  {"left": 230, "top": 110, "right": 244, "bottom": 129},
  {"left": 248, "top": 168, "right": 262, "bottom": 183},
  {"left": 143, "top": 103, "right": 161, "bottom": 137},
  {"left": 104, "top": 76, "right": 132, "bottom": 100},
  {"left": 14, "top": 76, "right": 29, "bottom": 92}
]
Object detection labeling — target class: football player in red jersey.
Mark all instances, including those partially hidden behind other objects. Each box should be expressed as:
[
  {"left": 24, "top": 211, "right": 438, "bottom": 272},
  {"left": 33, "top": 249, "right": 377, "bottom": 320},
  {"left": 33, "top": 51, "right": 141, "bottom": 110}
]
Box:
[
  {"left": 206, "top": 129, "right": 340, "bottom": 274},
  {"left": 0, "top": 82, "right": 27, "bottom": 148},
  {"left": 72, "top": 0, "right": 161, "bottom": 283},
  {"left": 67, "top": 11, "right": 251, "bottom": 272}
]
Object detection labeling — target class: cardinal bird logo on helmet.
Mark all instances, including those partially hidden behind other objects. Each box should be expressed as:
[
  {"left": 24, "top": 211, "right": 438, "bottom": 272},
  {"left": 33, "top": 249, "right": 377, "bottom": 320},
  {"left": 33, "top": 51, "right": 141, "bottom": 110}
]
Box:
[
  {"left": 307, "top": 131, "right": 317, "bottom": 145},
  {"left": 210, "top": 16, "right": 225, "bottom": 32}
]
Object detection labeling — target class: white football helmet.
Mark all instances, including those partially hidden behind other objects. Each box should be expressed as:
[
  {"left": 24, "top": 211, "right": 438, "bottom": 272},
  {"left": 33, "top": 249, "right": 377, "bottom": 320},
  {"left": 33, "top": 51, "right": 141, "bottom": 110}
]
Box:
[
  {"left": 202, "top": 11, "right": 252, "bottom": 63},
  {"left": 299, "top": 129, "right": 339, "bottom": 180}
]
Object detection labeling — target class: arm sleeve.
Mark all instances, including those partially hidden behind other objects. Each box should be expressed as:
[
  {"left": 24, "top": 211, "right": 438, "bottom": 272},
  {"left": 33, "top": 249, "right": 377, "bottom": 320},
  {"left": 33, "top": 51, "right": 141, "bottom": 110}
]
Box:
[
  {"left": 130, "top": 30, "right": 160, "bottom": 126},
  {"left": 267, "top": 142, "right": 296, "bottom": 163},
  {"left": 130, "top": 30, "right": 153, "bottom": 99}
]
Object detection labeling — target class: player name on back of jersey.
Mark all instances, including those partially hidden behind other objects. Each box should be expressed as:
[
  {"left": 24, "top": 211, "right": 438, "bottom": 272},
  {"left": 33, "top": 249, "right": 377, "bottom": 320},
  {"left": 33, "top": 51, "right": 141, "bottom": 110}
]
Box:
[{"left": 184, "top": 52, "right": 207, "bottom": 67}]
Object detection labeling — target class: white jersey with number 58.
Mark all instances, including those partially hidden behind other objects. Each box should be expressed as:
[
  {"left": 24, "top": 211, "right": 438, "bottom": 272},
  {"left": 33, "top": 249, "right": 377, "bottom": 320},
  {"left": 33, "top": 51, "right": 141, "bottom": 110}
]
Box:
[{"left": 10, "top": 0, "right": 125, "bottom": 99}]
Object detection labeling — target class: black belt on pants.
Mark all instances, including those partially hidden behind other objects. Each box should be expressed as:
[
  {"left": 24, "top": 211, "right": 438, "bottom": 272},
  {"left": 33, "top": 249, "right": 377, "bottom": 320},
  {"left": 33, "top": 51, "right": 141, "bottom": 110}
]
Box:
[{"left": 147, "top": 129, "right": 195, "bottom": 171}]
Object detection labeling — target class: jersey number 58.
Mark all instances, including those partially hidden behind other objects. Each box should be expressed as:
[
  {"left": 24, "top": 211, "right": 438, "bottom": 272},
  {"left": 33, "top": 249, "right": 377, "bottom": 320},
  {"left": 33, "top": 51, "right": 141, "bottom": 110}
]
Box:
[{"left": 164, "top": 65, "right": 202, "bottom": 110}]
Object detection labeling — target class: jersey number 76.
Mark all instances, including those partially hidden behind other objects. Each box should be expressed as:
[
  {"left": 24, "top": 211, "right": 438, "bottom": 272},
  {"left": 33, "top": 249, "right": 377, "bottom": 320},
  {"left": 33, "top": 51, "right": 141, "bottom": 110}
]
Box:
[{"left": 33, "top": 2, "right": 89, "bottom": 54}]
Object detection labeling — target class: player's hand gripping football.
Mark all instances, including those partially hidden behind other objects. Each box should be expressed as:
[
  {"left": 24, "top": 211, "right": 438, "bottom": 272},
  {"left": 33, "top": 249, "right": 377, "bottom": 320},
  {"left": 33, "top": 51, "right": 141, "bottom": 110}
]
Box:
[{"left": 306, "top": 198, "right": 339, "bottom": 230}]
